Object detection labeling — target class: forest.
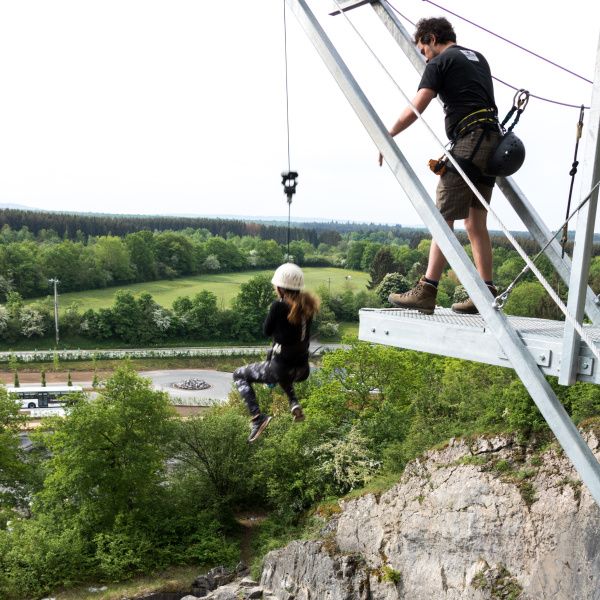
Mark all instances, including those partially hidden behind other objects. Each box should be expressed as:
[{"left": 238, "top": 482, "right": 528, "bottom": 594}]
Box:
[{"left": 3, "top": 208, "right": 600, "bottom": 347}]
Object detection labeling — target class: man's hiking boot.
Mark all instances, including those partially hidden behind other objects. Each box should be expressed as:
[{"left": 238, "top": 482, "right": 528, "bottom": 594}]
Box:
[
  {"left": 290, "top": 404, "right": 305, "bottom": 422},
  {"left": 388, "top": 277, "right": 437, "bottom": 315},
  {"left": 451, "top": 284, "right": 498, "bottom": 315},
  {"left": 248, "top": 414, "right": 272, "bottom": 443}
]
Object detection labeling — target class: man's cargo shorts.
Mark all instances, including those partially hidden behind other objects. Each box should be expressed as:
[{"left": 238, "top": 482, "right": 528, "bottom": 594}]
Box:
[{"left": 436, "top": 128, "right": 501, "bottom": 221}]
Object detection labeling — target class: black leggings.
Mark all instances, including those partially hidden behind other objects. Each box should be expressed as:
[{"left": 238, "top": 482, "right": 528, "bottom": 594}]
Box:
[{"left": 233, "top": 359, "right": 310, "bottom": 417}]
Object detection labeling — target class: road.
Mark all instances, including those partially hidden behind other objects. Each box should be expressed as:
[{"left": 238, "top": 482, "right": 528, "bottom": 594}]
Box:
[
  {"left": 17, "top": 368, "right": 236, "bottom": 449},
  {"left": 143, "top": 369, "right": 234, "bottom": 405},
  {"left": 19, "top": 369, "right": 237, "bottom": 406}
]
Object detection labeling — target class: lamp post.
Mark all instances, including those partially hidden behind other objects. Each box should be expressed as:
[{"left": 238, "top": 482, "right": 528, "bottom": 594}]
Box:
[{"left": 49, "top": 278, "right": 60, "bottom": 346}]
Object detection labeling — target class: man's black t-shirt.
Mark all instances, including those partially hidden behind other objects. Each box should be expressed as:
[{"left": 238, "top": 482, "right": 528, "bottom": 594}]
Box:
[{"left": 418, "top": 44, "right": 496, "bottom": 139}]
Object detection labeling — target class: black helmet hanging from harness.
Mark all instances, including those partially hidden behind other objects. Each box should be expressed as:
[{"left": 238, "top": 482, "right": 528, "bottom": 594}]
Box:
[
  {"left": 429, "top": 89, "right": 528, "bottom": 181},
  {"left": 487, "top": 89, "right": 529, "bottom": 176},
  {"left": 487, "top": 130, "right": 526, "bottom": 176}
]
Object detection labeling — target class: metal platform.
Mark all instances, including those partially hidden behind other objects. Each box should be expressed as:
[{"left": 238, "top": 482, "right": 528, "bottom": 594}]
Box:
[{"left": 359, "top": 308, "right": 600, "bottom": 383}]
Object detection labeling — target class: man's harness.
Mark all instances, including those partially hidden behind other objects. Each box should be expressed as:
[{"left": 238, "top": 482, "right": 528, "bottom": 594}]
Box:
[{"left": 429, "top": 89, "right": 529, "bottom": 183}]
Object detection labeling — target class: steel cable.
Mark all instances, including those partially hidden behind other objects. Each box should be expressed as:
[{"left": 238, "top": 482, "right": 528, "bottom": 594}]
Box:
[{"left": 387, "top": 2, "right": 591, "bottom": 110}]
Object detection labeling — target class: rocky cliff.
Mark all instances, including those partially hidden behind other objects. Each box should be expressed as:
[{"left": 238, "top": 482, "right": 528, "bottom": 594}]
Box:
[{"left": 260, "top": 431, "right": 600, "bottom": 600}]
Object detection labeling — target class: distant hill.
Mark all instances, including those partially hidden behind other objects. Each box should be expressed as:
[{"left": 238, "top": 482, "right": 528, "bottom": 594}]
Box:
[
  {"left": 2, "top": 204, "right": 598, "bottom": 242},
  {"left": 0, "top": 203, "right": 403, "bottom": 229},
  {"left": 0, "top": 202, "right": 42, "bottom": 211}
]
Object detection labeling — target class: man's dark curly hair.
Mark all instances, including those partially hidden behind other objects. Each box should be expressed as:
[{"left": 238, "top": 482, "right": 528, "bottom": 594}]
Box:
[{"left": 413, "top": 17, "right": 456, "bottom": 45}]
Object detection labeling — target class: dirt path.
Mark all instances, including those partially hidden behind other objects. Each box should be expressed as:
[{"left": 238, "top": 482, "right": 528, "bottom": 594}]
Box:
[{"left": 234, "top": 512, "right": 268, "bottom": 566}]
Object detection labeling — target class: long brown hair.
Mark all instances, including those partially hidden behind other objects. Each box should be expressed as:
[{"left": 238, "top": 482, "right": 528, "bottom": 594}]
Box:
[{"left": 279, "top": 289, "right": 320, "bottom": 326}]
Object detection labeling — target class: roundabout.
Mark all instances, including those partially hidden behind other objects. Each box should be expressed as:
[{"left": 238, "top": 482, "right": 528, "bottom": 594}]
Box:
[{"left": 144, "top": 369, "right": 233, "bottom": 406}]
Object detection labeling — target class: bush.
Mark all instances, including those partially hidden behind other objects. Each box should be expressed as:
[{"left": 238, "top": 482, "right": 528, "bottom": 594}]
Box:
[
  {"left": 0, "top": 517, "right": 91, "bottom": 599},
  {"left": 94, "top": 528, "right": 154, "bottom": 581},
  {"left": 317, "top": 321, "right": 340, "bottom": 339},
  {"left": 375, "top": 272, "right": 409, "bottom": 305},
  {"left": 312, "top": 425, "right": 380, "bottom": 495}
]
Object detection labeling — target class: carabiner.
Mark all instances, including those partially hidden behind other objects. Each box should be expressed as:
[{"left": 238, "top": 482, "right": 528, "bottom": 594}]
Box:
[{"left": 513, "top": 89, "right": 530, "bottom": 112}]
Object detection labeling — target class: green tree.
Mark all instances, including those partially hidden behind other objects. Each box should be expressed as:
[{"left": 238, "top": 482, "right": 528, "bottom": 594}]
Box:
[
  {"left": 504, "top": 281, "right": 556, "bottom": 318},
  {"left": 172, "top": 407, "right": 256, "bottom": 507},
  {"left": 41, "top": 240, "right": 90, "bottom": 292},
  {"left": 8, "top": 355, "right": 20, "bottom": 388},
  {"left": 35, "top": 366, "right": 175, "bottom": 538},
  {"left": 0, "top": 305, "right": 7, "bottom": 336},
  {"left": 345, "top": 241, "right": 367, "bottom": 270},
  {"left": 390, "top": 244, "right": 421, "bottom": 276},
  {"left": 174, "top": 290, "right": 220, "bottom": 339},
  {"left": 496, "top": 255, "right": 523, "bottom": 289},
  {"left": 60, "top": 301, "right": 83, "bottom": 337},
  {"left": 255, "top": 239, "right": 284, "bottom": 267},
  {"left": 19, "top": 305, "right": 47, "bottom": 338},
  {"left": 154, "top": 231, "right": 194, "bottom": 277},
  {"left": 0, "top": 241, "right": 44, "bottom": 297},
  {"left": 288, "top": 240, "right": 309, "bottom": 265},
  {"left": 0, "top": 368, "right": 243, "bottom": 598},
  {"left": 111, "top": 290, "right": 141, "bottom": 343},
  {"left": 80, "top": 308, "right": 114, "bottom": 341},
  {"left": 360, "top": 242, "right": 382, "bottom": 271},
  {"left": 0, "top": 386, "right": 27, "bottom": 517},
  {"left": 204, "top": 236, "right": 246, "bottom": 271},
  {"left": 125, "top": 230, "right": 157, "bottom": 281},
  {"left": 232, "top": 274, "right": 276, "bottom": 341},
  {"left": 368, "top": 247, "right": 398, "bottom": 289},
  {"left": 91, "top": 236, "right": 133, "bottom": 283}
]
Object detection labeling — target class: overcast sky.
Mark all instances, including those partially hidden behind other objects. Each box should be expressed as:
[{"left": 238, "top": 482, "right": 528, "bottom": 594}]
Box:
[{"left": 0, "top": 0, "right": 599, "bottom": 233}]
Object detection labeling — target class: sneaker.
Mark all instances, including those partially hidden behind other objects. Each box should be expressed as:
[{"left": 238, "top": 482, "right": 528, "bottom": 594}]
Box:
[
  {"left": 290, "top": 404, "right": 305, "bottom": 422},
  {"left": 248, "top": 414, "right": 272, "bottom": 443},
  {"left": 388, "top": 277, "right": 437, "bottom": 315},
  {"left": 451, "top": 284, "right": 498, "bottom": 315}
]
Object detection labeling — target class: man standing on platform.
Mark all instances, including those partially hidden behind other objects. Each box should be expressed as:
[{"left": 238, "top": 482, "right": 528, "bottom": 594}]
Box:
[{"left": 379, "top": 17, "right": 500, "bottom": 315}]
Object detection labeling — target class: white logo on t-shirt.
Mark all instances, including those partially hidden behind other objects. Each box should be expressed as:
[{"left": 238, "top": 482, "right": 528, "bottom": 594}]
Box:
[{"left": 460, "top": 49, "right": 479, "bottom": 62}]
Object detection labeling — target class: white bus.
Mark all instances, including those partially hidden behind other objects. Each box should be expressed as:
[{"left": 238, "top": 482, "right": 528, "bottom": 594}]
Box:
[{"left": 7, "top": 385, "right": 84, "bottom": 409}]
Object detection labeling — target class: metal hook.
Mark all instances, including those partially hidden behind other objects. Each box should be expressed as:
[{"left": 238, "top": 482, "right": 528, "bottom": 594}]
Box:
[{"left": 493, "top": 290, "right": 510, "bottom": 310}]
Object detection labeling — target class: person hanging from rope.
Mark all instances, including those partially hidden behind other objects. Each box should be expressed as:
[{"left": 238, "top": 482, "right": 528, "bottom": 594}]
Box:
[
  {"left": 233, "top": 263, "right": 320, "bottom": 442},
  {"left": 379, "top": 16, "right": 501, "bottom": 315}
]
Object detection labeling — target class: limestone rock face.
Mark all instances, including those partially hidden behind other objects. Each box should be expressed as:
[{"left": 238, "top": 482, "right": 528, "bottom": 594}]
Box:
[{"left": 261, "top": 432, "right": 600, "bottom": 600}]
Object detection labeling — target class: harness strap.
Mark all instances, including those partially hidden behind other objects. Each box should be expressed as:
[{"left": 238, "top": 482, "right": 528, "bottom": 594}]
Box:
[{"left": 453, "top": 107, "right": 499, "bottom": 140}]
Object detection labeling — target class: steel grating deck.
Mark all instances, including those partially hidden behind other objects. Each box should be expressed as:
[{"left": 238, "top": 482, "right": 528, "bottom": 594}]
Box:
[{"left": 359, "top": 307, "right": 600, "bottom": 383}]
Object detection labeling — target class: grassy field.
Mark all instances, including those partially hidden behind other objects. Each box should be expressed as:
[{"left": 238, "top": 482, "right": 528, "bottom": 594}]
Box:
[{"left": 46, "top": 267, "right": 369, "bottom": 313}]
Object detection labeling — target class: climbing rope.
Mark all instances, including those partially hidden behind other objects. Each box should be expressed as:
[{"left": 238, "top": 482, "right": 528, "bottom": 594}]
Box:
[
  {"left": 282, "top": 0, "right": 299, "bottom": 260},
  {"left": 561, "top": 105, "right": 586, "bottom": 257},
  {"left": 328, "top": 0, "right": 600, "bottom": 364}
]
